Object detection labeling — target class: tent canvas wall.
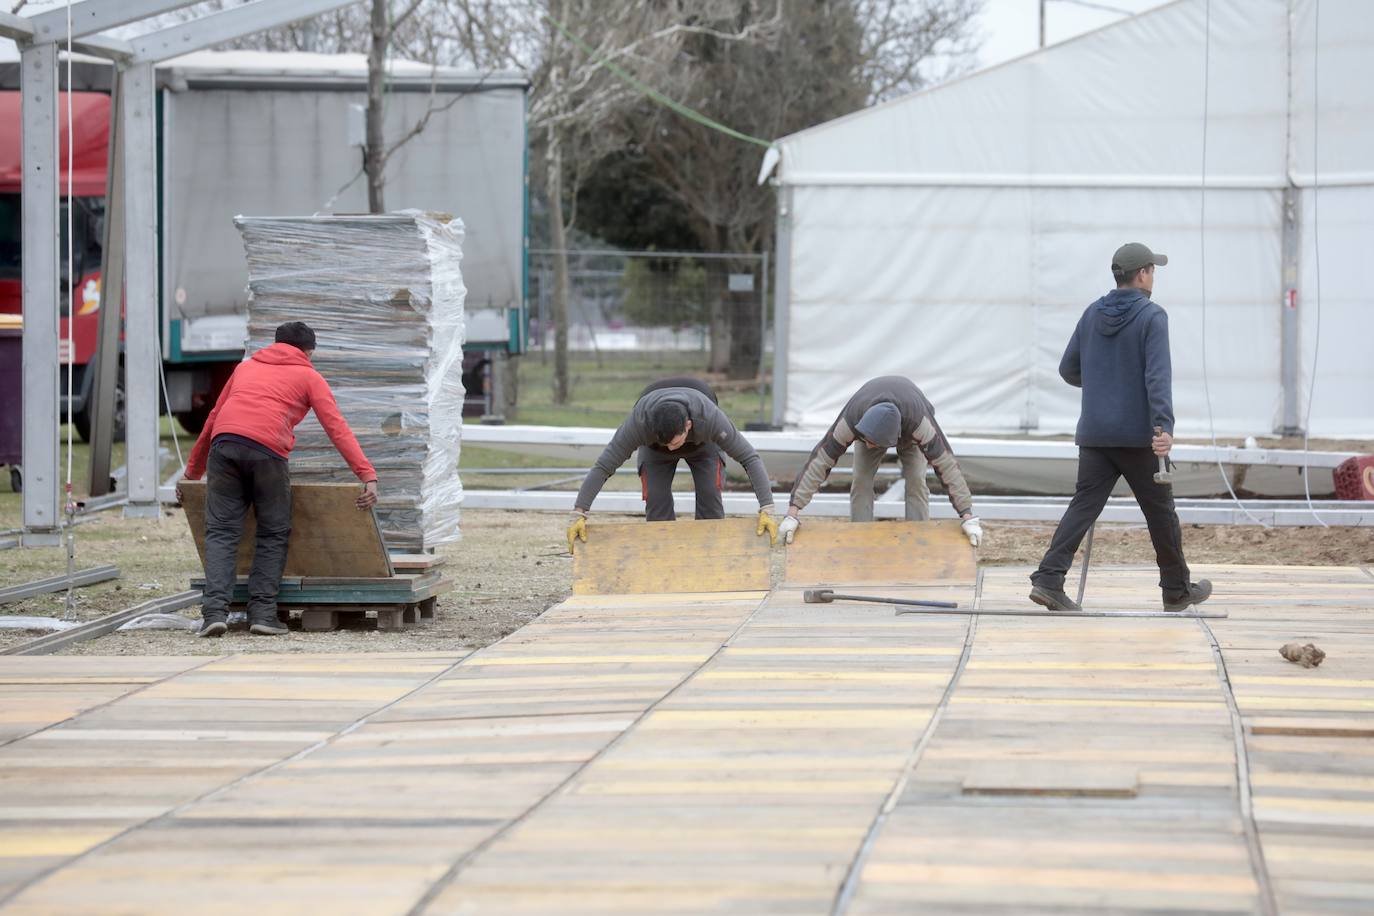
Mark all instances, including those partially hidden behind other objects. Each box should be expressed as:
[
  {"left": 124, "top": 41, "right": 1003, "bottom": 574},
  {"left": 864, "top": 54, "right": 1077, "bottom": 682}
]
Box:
[{"left": 771, "top": 0, "right": 1370, "bottom": 439}]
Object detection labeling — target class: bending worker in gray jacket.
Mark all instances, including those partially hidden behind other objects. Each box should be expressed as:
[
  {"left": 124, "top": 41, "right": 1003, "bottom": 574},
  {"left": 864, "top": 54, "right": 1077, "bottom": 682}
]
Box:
[
  {"left": 779, "top": 376, "right": 982, "bottom": 547},
  {"left": 567, "top": 377, "right": 779, "bottom": 551},
  {"left": 1029, "top": 242, "right": 1211, "bottom": 613}
]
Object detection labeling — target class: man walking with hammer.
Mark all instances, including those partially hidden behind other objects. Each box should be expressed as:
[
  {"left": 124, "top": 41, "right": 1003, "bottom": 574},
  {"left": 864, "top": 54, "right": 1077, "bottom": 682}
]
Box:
[
  {"left": 567, "top": 377, "right": 779, "bottom": 550},
  {"left": 1029, "top": 243, "right": 1211, "bottom": 613}
]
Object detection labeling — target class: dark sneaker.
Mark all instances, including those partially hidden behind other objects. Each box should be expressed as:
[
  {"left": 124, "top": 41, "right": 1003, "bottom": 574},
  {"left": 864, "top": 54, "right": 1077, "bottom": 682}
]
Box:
[
  {"left": 1029, "top": 585, "right": 1081, "bottom": 612},
  {"left": 1163, "top": 580, "right": 1213, "bottom": 612},
  {"left": 197, "top": 617, "right": 228, "bottom": 638},
  {"left": 248, "top": 616, "right": 289, "bottom": 636}
]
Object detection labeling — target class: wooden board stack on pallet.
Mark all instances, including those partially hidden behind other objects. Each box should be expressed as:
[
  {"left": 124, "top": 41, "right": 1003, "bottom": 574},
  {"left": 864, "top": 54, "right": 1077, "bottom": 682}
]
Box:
[
  {"left": 235, "top": 212, "right": 467, "bottom": 551},
  {"left": 180, "top": 481, "right": 452, "bottom": 631}
]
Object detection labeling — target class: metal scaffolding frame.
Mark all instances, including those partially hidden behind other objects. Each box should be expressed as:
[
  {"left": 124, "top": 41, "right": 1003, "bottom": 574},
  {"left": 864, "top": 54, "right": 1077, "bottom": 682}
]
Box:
[{"left": 3, "top": 0, "right": 360, "bottom": 543}]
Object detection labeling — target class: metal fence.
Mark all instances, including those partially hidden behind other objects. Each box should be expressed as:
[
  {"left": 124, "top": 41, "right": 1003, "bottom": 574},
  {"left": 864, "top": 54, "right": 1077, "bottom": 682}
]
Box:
[{"left": 527, "top": 249, "right": 771, "bottom": 409}]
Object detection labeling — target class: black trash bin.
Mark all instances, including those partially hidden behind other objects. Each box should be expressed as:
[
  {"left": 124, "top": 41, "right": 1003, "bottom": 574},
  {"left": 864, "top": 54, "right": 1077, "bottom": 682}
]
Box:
[{"left": 0, "top": 321, "right": 21, "bottom": 492}]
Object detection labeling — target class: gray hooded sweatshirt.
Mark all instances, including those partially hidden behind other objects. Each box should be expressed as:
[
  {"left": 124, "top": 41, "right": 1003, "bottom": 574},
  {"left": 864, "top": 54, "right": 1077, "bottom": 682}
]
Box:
[
  {"left": 789, "top": 376, "right": 974, "bottom": 516},
  {"left": 574, "top": 387, "right": 774, "bottom": 511}
]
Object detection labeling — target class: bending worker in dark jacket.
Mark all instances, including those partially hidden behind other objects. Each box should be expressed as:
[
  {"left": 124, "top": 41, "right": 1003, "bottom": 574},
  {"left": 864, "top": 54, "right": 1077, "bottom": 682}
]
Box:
[
  {"left": 178, "top": 322, "right": 379, "bottom": 637},
  {"left": 1029, "top": 243, "right": 1211, "bottom": 613},
  {"left": 567, "top": 377, "right": 778, "bottom": 550},
  {"left": 779, "top": 376, "right": 982, "bottom": 547}
]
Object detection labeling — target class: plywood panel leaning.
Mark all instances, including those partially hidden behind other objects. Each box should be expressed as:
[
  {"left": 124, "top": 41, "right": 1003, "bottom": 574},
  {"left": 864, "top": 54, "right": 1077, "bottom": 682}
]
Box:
[
  {"left": 180, "top": 479, "right": 393, "bottom": 578},
  {"left": 235, "top": 213, "right": 466, "bottom": 551}
]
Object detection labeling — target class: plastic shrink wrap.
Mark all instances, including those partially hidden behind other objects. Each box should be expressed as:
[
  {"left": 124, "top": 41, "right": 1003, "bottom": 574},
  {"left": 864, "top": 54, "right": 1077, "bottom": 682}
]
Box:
[{"left": 235, "top": 212, "right": 466, "bottom": 550}]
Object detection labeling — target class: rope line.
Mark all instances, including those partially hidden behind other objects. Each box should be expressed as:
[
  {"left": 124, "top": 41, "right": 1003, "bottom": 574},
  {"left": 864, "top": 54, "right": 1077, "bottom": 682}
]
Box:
[
  {"left": 62, "top": 0, "right": 78, "bottom": 620},
  {"left": 541, "top": 12, "right": 773, "bottom": 149},
  {"left": 1301, "top": 0, "right": 1328, "bottom": 527},
  {"left": 1197, "top": 0, "right": 1271, "bottom": 528}
]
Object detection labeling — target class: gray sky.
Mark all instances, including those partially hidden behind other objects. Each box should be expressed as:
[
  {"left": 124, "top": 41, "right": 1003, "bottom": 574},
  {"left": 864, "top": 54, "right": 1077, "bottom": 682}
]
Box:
[{"left": 974, "top": 0, "right": 1174, "bottom": 69}]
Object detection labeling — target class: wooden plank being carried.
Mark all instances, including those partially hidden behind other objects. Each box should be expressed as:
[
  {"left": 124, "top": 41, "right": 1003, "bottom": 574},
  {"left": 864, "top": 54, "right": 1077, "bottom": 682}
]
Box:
[
  {"left": 572, "top": 518, "right": 771, "bottom": 596},
  {"left": 179, "top": 480, "right": 393, "bottom": 578},
  {"left": 783, "top": 519, "right": 975, "bottom": 588}
]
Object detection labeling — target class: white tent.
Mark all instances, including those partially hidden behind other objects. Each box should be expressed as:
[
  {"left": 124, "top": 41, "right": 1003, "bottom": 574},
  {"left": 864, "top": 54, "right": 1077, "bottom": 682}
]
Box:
[{"left": 769, "top": 0, "right": 1371, "bottom": 439}]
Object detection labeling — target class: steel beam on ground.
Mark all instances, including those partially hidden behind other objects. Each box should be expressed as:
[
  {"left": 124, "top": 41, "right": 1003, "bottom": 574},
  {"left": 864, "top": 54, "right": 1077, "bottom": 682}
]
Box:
[
  {"left": 0, "top": 565, "right": 119, "bottom": 605},
  {"left": 20, "top": 42, "right": 60, "bottom": 545},
  {"left": 23, "top": 0, "right": 202, "bottom": 43},
  {"left": 129, "top": 0, "right": 362, "bottom": 64},
  {"left": 460, "top": 489, "right": 1374, "bottom": 527},
  {"left": 120, "top": 61, "right": 160, "bottom": 518},
  {"left": 1, "top": 589, "right": 200, "bottom": 656},
  {"left": 88, "top": 69, "right": 124, "bottom": 497}
]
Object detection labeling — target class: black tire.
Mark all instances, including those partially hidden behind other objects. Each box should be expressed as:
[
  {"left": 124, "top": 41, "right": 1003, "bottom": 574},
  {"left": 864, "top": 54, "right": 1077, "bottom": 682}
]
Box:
[
  {"left": 8, "top": 467, "right": 20, "bottom": 493},
  {"left": 175, "top": 405, "right": 209, "bottom": 436},
  {"left": 74, "top": 366, "right": 126, "bottom": 444}
]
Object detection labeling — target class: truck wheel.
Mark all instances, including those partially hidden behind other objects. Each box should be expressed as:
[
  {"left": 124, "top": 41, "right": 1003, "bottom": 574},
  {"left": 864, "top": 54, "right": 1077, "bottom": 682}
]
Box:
[
  {"left": 8, "top": 467, "right": 19, "bottom": 493},
  {"left": 74, "top": 367, "right": 127, "bottom": 444},
  {"left": 175, "top": 405, "right": 209, "bottom": 435}
]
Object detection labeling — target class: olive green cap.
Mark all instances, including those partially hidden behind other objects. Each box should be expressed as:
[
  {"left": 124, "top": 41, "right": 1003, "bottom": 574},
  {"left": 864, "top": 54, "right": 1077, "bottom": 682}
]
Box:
[{"left": 1112, "top": 242, "right": 1168, "bottom": 272}]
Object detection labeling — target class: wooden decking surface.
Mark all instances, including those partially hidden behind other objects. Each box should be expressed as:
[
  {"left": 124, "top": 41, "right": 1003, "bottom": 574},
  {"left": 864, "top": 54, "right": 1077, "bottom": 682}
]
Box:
[{"left": 0, "top": 564, "right": 1370, "bottom": 914}]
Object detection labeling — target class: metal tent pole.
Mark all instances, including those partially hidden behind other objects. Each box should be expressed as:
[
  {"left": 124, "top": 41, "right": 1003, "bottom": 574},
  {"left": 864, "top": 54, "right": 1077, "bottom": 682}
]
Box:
[{"left": 19, "top": 42, "right": 62, "bottom": 546}]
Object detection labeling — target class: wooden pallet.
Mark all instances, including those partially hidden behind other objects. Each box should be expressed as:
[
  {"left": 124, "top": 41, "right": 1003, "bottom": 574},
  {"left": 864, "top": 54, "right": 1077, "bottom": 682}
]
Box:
[{"left": 189, "top": 572, "right": 450, "bottom": 632}]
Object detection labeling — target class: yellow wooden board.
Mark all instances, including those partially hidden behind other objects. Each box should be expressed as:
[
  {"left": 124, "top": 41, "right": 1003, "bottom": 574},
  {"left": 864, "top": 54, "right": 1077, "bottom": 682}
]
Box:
[
  {"left": 179, "top": 479, "right": 392, "bottom": 578},
  {"left": 2, "top": 565, "right": 1373, "bottom": 914},
  {"left": 783, "top": 519, "right": 975, "bottom": 587},
  {"left": 571, "top": 518, "right": 772, "bottom": 596},
  {"left": 961, "top": 762, "right": 1140, "bottom": 798}
]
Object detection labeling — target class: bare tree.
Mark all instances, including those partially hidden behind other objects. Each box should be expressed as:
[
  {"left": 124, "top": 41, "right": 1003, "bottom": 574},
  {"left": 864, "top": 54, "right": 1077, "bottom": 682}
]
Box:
[
  {"left": 439, "top": 0, "right": 781, "bottom": 403},
  {"left": 612, "top": 0, "right": 981, "bottom": 377}
]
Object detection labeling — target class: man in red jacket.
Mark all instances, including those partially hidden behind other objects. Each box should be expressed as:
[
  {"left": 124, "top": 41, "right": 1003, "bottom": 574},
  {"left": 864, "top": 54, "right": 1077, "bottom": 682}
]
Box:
[{"left": 178, "top": 322, "right": 379, "bottom": 637}]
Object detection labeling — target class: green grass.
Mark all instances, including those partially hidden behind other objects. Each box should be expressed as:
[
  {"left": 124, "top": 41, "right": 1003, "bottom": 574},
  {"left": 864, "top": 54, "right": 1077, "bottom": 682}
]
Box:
[{"left": 0, "top": 418, "right": 191, "bottom": 528}]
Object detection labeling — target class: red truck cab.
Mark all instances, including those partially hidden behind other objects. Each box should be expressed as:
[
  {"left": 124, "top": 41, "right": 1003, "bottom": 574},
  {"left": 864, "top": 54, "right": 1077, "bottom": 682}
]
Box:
[{"left": 0, "top": 91, "right": 117, "bottom": 440}]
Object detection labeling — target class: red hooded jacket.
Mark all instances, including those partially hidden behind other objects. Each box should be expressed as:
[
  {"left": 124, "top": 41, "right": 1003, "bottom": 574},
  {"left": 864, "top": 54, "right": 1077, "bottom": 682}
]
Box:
[{"left": 184, "top": 343, "right": 376, "bottom": 482}]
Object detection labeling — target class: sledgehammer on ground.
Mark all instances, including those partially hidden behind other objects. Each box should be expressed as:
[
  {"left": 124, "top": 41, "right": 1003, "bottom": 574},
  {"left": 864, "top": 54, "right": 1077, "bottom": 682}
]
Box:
[{"left": 803, "top": 589, "right": 959, "bottom": 609}]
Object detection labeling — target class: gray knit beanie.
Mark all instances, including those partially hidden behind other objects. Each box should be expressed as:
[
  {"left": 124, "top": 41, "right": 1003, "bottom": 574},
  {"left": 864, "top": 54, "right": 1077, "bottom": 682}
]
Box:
[{"left": 854, "top": 403, "right": 901, "bottom": 448}]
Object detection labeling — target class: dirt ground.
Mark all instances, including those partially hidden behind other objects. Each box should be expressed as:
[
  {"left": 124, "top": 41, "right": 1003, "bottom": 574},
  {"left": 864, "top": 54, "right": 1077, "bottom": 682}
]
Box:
[{"left": 2, "top": 507, "right": 1371, "bottom": 656}]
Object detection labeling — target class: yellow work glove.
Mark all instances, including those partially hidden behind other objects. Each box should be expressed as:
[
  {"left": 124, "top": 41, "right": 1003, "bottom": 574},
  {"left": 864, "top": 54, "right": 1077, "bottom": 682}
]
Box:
[
  {"left": 566, "top": 512, "right": 588, "bottom": 554},
  {"left": 755, "top": 507, "right": 779, "bottom": 546}
]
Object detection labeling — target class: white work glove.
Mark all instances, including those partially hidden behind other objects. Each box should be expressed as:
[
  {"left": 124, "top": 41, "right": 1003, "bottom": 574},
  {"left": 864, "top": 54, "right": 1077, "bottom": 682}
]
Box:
[
  {"left": 960, "top": 516, "right": 983, "bottom": 548},
  {"left": 778, "top": 515, "right": 800, "bottom": 545}
]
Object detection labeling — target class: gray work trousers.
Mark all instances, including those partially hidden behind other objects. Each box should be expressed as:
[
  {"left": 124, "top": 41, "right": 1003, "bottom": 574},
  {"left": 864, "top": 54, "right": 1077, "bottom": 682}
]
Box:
[
  {"left": 851, "top": 441, "right": 929, "bottom": 522},
  {"left": 637, "top": 440, "right": 724, "bottom": 522},
  {"left": 201, "top": 440, "right": 293, "bottom": 624}
]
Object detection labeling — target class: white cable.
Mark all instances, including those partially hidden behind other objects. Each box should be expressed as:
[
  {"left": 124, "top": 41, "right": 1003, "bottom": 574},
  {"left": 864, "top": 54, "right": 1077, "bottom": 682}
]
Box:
[
  {"left": 1301, "top": 1, "right": 1328, "bottom": 527},
  {"left": 62, "top": 0, "right": 78, "bottom": 620},
  {"left": 1197, "top": 0, "right": 1271, "bottom": 528},
  {"left": 157, "top": 357, "right": 185, "bottom": 473}
]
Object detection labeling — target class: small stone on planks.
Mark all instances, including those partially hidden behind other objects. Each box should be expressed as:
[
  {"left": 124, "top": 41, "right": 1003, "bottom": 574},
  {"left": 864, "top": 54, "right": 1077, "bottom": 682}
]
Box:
[{"left": 1279, "top": 642, "right": 1325, "bottom": 668}]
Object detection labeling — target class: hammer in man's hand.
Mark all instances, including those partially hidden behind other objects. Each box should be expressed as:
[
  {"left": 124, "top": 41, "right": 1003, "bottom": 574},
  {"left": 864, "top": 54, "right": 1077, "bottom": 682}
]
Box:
[{"left": 1153, "top": 426, "right": 1172, "bottom": 486}]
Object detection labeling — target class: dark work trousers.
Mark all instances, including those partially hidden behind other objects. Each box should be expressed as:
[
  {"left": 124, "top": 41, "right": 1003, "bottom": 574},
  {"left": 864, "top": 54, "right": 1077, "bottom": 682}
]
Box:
[
  {"left": 637, "top": 440, "right": 724, "bottom": 522},
  {"left": 1032, "top": 446, "right": 1191, "bottom": 599},
  {"left": 201, "top": 440, "right": 293, "bottom": 623}
]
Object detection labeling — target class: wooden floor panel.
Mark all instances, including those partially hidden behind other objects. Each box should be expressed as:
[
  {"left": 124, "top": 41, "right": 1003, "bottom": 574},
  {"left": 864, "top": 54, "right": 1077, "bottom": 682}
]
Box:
[{"left": 0, "top": 566, "right": 1370, "bottom": 913}]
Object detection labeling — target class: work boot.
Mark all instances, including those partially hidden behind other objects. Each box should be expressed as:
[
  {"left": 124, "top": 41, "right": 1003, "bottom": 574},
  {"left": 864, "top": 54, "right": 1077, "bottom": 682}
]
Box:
[
  {"left": 1029, "top": 585, "right": 1081, "bottom": 612},
  {"left": 248, "top": 611, "right": 289, "bottom": 636},
  {"left": 1163, "top": 580, "right": 1213, "bottom": 612},
  {"left": 197, "top": 613, "right": 228, "bottom": 638}
]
